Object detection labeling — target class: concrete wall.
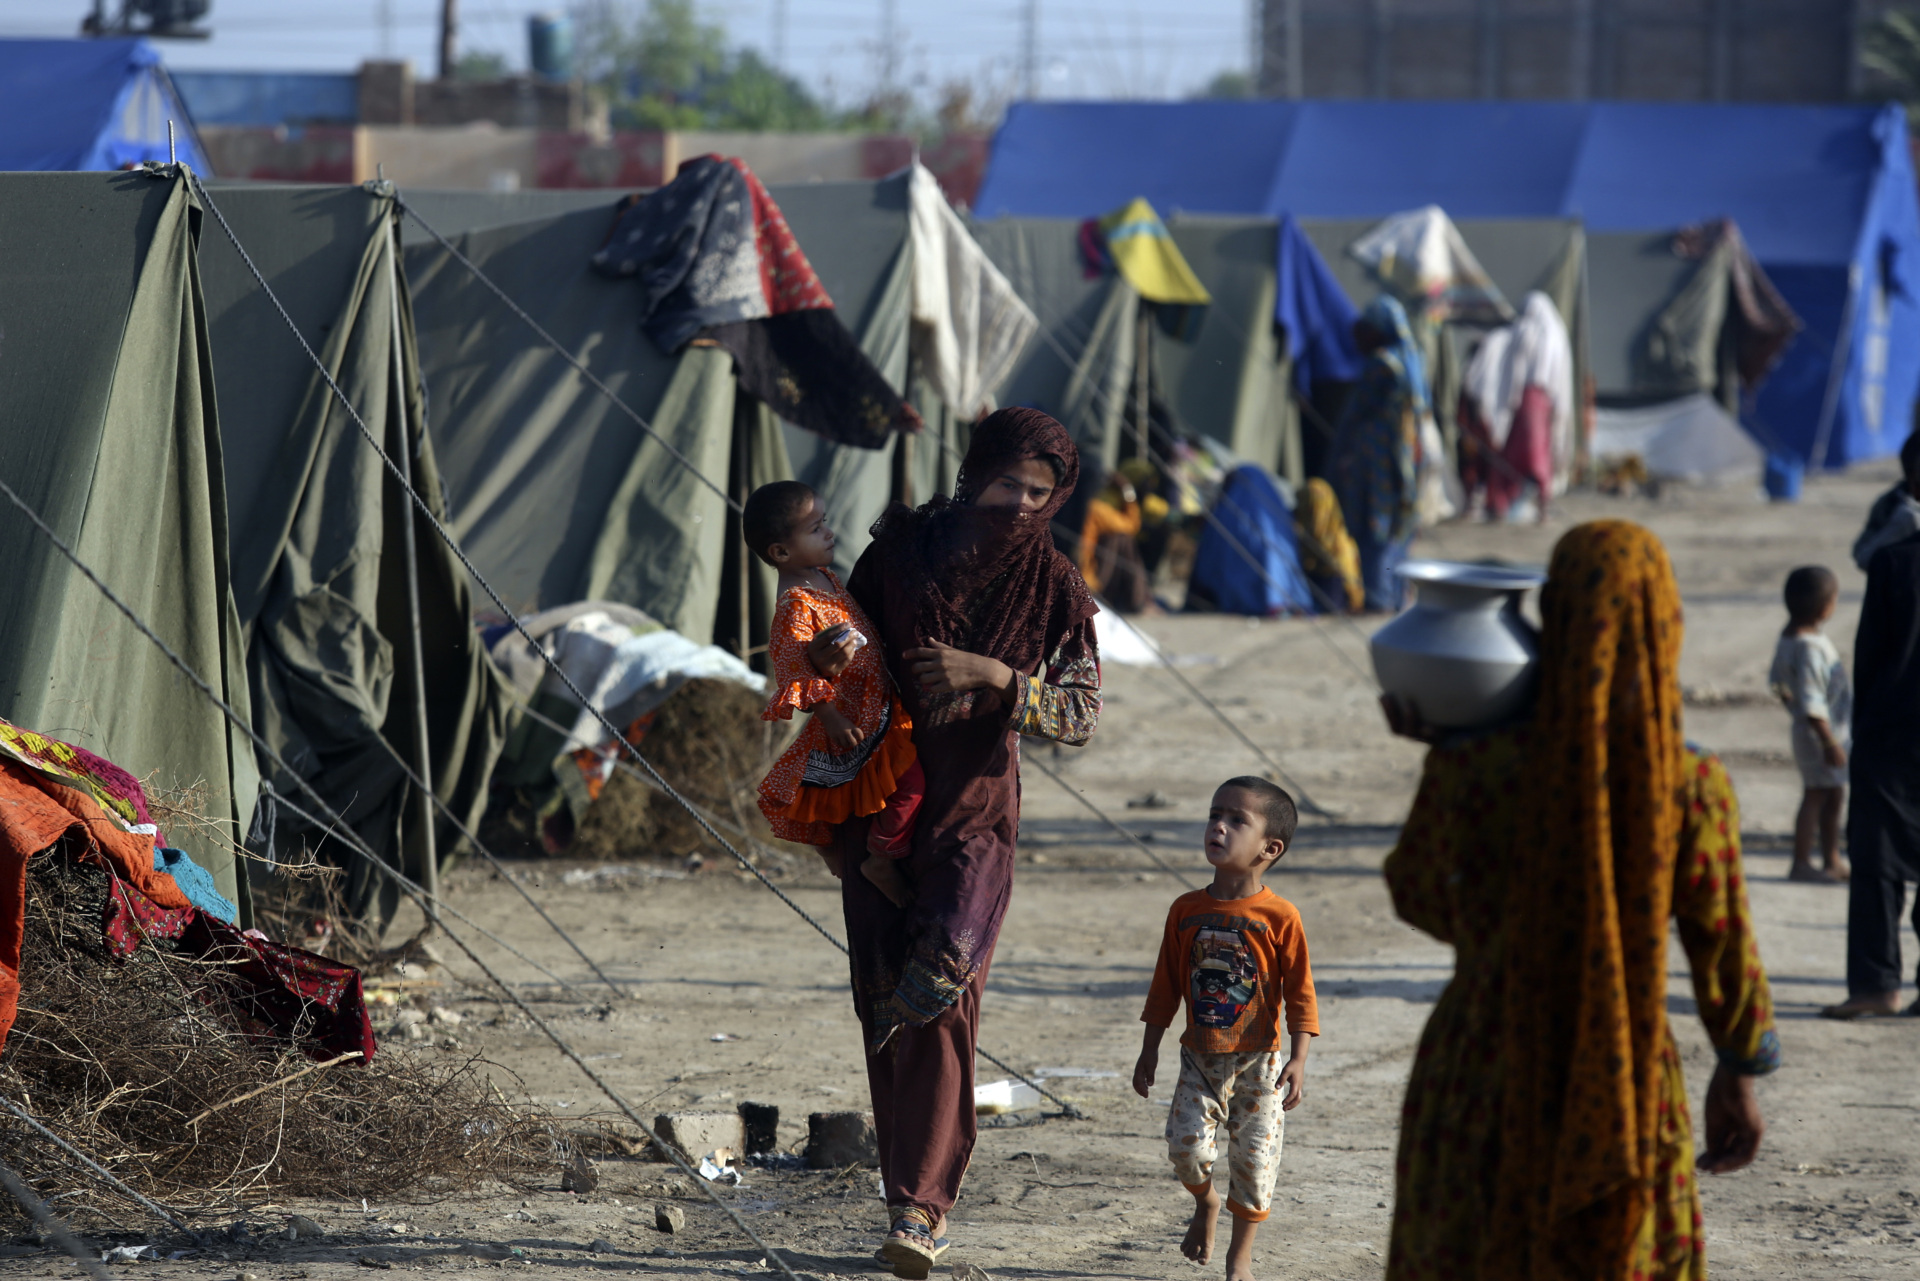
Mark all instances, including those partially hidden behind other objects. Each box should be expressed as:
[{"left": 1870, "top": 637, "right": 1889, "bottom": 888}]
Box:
[{"left": 201, "top": 125, "right": 990, "bottom": 206}]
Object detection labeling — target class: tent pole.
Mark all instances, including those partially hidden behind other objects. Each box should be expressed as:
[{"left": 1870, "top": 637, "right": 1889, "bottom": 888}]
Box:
[
  {"left": 1133, "top": 304, "right": 1150, "bottom": 460},
  {"left": 388, "top": 241, "right": 439, "bottom": 910}
]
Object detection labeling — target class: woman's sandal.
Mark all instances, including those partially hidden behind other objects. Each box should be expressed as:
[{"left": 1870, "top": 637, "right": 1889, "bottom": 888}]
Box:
[{"left": 875, "top": 1209, "right": 949, "bottom": 1280}]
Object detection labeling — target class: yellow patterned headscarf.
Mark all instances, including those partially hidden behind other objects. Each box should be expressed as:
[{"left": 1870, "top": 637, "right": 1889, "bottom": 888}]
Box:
[
  {"left": 1293, "top": 478, "right": 1364, "bottom": 613},
  {"left": 1492, "top": 521, "right": 1686, "bottom": 1278}
]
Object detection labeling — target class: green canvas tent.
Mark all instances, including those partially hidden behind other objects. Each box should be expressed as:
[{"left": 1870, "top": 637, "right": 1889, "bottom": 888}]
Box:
[
  {"left": 196, "top": 181, "right": 507, "bottom": 922},
  {"left": 402, "top": 174, "right": 950, "bottom": 655},
  {"left": 969, "top": 215, "right": 1305, "bottom": 484},
  {"left": 0, "top": 170, "right": 255, "bottom": 913}
]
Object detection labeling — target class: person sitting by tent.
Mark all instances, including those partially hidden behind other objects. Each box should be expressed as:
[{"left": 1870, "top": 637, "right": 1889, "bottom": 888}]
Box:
[
  {"left": 1187, "top": 466, "right": 1317, "bottom": 616},
  {"left": 1331, "top": 296, "right": 1429, "bottom": 611},
  {"left": 1458, "top": 292, "right": 1573, "bottom": 523},
  {"left": 1079, "top": 466, "right": 1153, "bottom": 612},
  {"left": 1293, "top": 478, "right": 1364, "bottom": 613}
]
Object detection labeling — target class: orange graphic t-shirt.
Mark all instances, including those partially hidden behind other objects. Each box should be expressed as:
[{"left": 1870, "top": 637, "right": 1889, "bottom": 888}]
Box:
[{"left": 1141, "top": 887, "right": 1319, "bottom": 1054}]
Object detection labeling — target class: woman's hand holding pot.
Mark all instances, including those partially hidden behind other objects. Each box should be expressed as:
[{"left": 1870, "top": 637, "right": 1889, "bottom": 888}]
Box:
[
  {"left": 904, "top": 639, "right": 1020, "bottom": 708},
  {"left": 1380, "top": 693, "right": 1444, "bottom": 744}
]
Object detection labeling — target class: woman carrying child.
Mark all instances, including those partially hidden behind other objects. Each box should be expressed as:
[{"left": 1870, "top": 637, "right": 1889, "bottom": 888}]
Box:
[{"left": 810, "top": 407, "right": 1101, "bottom": 1277}]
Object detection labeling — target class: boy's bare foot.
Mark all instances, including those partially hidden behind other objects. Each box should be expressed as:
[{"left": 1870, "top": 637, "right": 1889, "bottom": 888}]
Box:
[
  {"left": 1826, "top": 858, "right": 1852, "bottom": 881},
  {"left": 1224, "top": 1213, "right": 1259, "bottom": 1281},
  {"left": 861, "top": 854, "right": 912, "bottom": 908},
  {"left": 1182, "top": 1186, "right": 1219, "bottom": 1264}
]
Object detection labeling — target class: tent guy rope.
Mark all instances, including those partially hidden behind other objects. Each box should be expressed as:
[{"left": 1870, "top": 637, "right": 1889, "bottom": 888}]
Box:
[
  {"left": 189, "top": 172, "right": 1085, "bottom": 1120},
  {"left": 0, "top": 472, "right": 810, "bottom": 1281}
]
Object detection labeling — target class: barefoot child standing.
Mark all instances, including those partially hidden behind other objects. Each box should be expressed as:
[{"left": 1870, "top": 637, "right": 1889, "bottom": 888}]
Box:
[
  {"left": 1770, "top": 564, "right": 1851, "bottom": 883},
  {"left": 746, "top": 482, "right": 922, "bottom": 905},
  {"left": 1134, "top": 777, "right": 1318, "bottom": 1281}
]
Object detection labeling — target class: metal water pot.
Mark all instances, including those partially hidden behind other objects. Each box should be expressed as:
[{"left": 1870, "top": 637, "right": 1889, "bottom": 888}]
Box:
[{"left": 1369, "top": 560, "right": 1545, "bottom": 730}]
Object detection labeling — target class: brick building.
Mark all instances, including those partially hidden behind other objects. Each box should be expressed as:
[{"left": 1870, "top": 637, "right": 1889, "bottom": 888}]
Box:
[{"left": 1257, "top": 0, "right": 1902, "bottom": 102}]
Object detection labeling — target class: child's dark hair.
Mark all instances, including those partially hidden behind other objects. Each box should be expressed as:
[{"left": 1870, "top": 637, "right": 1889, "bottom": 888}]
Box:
[
  {"left": 742, "top": 481, "right": 816, "bottom": 567},
  {"left": 1218, "top": 776, "right": 1298, "bottom": 850},
  {"left": 1902, "top": 430, "right": 1920, "bottom": 483},
  {"left": 1784, "top": 565, "right": 1839, "bottom": 624}
]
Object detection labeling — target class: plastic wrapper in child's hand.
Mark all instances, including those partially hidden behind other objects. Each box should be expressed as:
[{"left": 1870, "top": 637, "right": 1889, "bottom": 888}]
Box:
[{"left": 824, "top": 621, "right": 868, "bottom": 653}]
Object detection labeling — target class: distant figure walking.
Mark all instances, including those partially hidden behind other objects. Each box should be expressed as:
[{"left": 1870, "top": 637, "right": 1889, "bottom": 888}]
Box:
[
  {"left": 1822, "top": 494, "right": 1920, "bottom": 1020},
  {"left": 1331, "top": 295, "right": 1429, "bottom": 612}
]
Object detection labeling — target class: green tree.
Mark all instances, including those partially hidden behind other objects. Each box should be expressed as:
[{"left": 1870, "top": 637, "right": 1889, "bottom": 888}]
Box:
[
  {"left": 455, "top": 49, "right": 510, "bottom": 81},
  {"left": 1195, "top": 69, "right": 1253, "bottom": 100},
  {"left": 579, "top": 0, "right": 833, "bottom": 132},
  {"left": 1862, "top": 8, "right": 1920, "bottom": 126}
]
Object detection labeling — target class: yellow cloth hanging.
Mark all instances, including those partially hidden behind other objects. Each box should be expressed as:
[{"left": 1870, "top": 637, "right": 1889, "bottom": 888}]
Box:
[{"left": 1098, "top": 198, "right": 1211, "bottom": 306}]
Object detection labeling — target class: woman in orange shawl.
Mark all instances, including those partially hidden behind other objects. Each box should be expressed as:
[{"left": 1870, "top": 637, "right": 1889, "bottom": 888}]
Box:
[{"left": 1381, "top": 521, "right": 1777, "bottom": 1281}]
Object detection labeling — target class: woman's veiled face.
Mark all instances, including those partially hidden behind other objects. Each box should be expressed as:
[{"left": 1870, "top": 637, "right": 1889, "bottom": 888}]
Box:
[{"left": 973, "top": 457, "right": 1057, "bottom": 513}]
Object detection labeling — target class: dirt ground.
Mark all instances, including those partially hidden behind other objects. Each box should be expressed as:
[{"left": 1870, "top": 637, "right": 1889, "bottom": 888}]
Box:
[{"left": 17, "top": 462, "right": 1920, "bottom": 1280}]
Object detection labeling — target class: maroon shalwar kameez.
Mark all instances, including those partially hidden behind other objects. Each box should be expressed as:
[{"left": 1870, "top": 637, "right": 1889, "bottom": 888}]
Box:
[{"left": 835, "top": 408, "right": 1102, "bottom": 1226}]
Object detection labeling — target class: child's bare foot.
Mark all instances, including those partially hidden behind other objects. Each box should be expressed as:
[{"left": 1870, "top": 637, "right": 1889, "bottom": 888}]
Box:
[
  {"left": 1181, "top": 1186, "right": 1219, "bottom": 1264},
  {"left": 1224, "top": 1213, "right": 1259, "bottom": 1281},
  {"left": 1788, "top": 861, "right": 1840, "bottom": 883},
  {"left": 861, "top": 854, "right": 911, "bottom": 908}
]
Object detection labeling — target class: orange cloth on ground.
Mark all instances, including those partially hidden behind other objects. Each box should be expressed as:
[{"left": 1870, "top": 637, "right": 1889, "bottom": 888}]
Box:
[
  {"left": 1078, "top": 496, "right": 1142, "bottom": 594},
  {"left": 0, "top": 757, "right": 186, "bottom": 1053},
  {"left": 1140, "top": 887, "right": 1319, "bottom": 1053},
  {"left": 757, "top": 571, "right": 915, "bottom": 846}
]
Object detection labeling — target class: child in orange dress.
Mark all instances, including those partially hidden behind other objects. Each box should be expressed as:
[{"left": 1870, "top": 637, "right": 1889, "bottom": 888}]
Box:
[{"left": 745, "top": 481, "right": 922, "bottom": 907}]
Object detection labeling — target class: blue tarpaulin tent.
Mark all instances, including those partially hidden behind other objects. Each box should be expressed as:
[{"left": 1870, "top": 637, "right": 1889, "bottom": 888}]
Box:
[
  {"left": 0, "top": 39, "right": 210, "bottom": 174},
  {"left": 979, "top": 101, "right": 1920, "bottom": 486}
]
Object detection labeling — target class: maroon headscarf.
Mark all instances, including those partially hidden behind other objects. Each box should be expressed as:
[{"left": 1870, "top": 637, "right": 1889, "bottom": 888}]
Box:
[{"left": 868, "top": 407, "right": 1096, "bottom": 682}]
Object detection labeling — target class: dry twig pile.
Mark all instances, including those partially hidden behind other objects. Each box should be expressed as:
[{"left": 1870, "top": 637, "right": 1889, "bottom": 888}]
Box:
[{"left": 0, "top": 855, "right": 547, "bottom": 1228}]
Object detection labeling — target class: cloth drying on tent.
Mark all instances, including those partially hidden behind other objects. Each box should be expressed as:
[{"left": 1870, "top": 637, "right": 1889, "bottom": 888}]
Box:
[
  {"left": 1672, "top": 219, "right": 1802, "bottom": 390},
  {"left": 1079, "top": 198, "right": 1212, "bottom": 306},
  {"left": 591, "top": 153, "right": 919, "bottom": 448},
  {"left": 0, "top": 752, "right": 373, "bottom": 1063},
  {"left": 906, "top": 163, "right": 1038, "bottom": 421},
  {"left": 1275, "top": 215, "right": 1363, "bottom": 396},
  {"left": 1187, "top": 466, "right": 1314, "bottom": 616},
  {"left": 1347, "top": 206, "right": 1511, "bottom": 325}
]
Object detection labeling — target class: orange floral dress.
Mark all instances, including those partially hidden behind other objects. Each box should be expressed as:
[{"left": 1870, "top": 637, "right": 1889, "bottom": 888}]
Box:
[{"left": 756, "top": 571, "right": 915, "bottom": 847}]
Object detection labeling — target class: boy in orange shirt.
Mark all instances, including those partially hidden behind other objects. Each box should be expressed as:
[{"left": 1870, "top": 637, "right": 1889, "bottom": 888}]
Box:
[{"left": 1134, "top": 776, "right": 1318, "bottom": 1281}]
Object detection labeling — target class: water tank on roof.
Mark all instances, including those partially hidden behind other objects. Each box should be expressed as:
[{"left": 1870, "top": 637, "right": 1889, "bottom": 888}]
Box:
[{"left": 528, "top": 13, "right": 573, "bottom": 81}]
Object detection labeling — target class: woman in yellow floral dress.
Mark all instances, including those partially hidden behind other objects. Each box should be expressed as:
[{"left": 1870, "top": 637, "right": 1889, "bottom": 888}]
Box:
[{"left": 1382, "top": 521, "right": 1778, "bottom": 1281}]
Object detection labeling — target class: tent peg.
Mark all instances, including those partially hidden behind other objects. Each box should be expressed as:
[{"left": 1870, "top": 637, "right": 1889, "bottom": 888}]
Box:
[{"left": 167, "top": 119, "right": 175, "bottom": 165}]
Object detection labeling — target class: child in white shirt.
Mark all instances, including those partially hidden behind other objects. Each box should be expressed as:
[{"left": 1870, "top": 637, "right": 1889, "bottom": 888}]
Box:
[{"left": 1770, "top": 565, "right": 1851, "bottom": 883}]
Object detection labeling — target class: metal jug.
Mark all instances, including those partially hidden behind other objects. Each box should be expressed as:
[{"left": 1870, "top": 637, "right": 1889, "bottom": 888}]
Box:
[{"left": 1369, "top": 560, "right": 1545, "bottom": 730}]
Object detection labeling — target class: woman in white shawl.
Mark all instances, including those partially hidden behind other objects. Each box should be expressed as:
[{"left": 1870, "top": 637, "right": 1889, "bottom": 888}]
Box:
[{"left": 1457, "top": 292, "right": 1573, "bottom": 521}]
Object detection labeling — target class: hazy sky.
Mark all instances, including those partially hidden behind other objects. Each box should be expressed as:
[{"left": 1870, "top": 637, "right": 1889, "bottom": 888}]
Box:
[{"left": 0, "top": 1, "right": 1256, "bottom": 109}]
